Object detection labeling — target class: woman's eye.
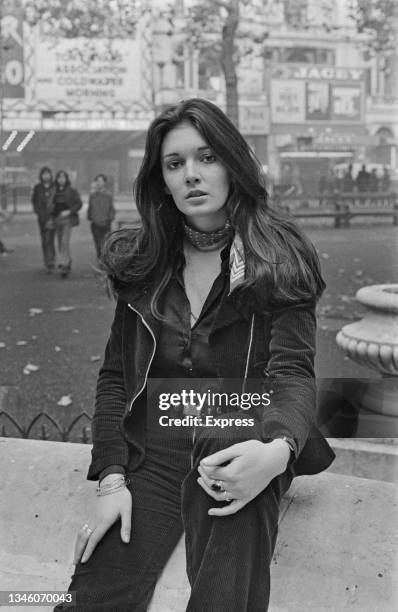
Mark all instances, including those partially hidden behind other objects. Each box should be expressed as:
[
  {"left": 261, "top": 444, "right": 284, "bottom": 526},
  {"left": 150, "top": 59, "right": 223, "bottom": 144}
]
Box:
[
  {"left": 167, "top": 160, "right": 182, "bottom": 170},
  {"left": 202, "top": 153, "right": 216, "bottom": 163}
]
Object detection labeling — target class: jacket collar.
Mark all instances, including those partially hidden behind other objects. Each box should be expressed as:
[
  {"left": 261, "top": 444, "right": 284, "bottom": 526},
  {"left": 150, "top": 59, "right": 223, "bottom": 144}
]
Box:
[{"left": 118, "top": 279, "right": 251, "bottom": 337}]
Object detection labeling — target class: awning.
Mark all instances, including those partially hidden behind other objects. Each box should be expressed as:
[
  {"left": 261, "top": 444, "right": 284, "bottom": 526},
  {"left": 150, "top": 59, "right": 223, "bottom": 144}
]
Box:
[
  {"left": 0, "top": 130, "right": 146, "bottom": 153},
  {"left": 279, "top": 151, "right": 353, "bottom": 159},
  {"left": 272, "top": 123, "right": 378, "bottom": 148}
]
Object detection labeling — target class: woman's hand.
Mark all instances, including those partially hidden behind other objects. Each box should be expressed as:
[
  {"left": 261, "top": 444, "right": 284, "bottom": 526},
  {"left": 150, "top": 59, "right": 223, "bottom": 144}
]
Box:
[
  {"left": 59, "top": 210, "right": 70, "bottom": 218},
  {"left": 74, "top": 475, "right": 132, "bottom": 565},
  {"left": 197, "top": 439, "right": 290, "bottom": 517}
]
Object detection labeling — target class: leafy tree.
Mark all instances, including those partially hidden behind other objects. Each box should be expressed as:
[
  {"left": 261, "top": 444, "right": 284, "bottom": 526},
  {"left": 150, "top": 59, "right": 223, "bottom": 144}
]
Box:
[
  {"left": 349, "top": 0, "right": 398, "bottom": 96},
  {"left": 349, "top": 0, "right": 398, "bottom": 56},
  {"left": 23, "top": 0, "right": 141, "bottom": 38},
  {"left": 184, "top": 0, "right": 271, "bottom": 126}
]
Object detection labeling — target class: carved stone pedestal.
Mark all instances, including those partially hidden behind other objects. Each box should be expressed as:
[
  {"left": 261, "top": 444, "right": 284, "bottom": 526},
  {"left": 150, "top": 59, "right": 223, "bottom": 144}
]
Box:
[{"left": 336, "top": 285, "right": 398, "bottom": 432}]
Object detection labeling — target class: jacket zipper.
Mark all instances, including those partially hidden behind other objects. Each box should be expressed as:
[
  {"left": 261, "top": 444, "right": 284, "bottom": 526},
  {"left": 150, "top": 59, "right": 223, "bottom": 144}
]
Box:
[
  {"left": 127, "top": 303, "right": 157, "bottom": 414},
  {"left": 241, "top": 313, "right": 255, "bottom": 395}
]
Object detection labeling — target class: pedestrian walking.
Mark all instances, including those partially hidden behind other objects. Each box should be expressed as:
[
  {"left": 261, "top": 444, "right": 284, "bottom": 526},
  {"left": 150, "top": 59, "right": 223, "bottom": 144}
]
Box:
[
  {"left": 381, "top": 166, "right": 391, "bottom": 192},
  {"left": 50, "top": 170, "right": 82, "bottom": 278},
  {"left": 31, "top": 166, "right": 56, "bottom": 273},
  {"left": 87, "top": 174, "right": 115, "bottom": 262},
  {"left": 369, "top": 168, "right": 379, "bottom": 192},
  {"left": 343, "top": 164, "right": 355, "bottom": 193},
  {"left": 55, "top": 98, "right": 335, "bottom": 612},
  {"left": 355, "top": 164, "right": 370, "bottom": 192}
]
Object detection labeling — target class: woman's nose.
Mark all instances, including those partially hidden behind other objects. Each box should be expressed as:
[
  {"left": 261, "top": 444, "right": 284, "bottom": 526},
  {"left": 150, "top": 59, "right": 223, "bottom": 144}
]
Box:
[
  {"left": 184, "top": 161, "right": 200, "bottom": 185},
  {"left": 185, "top": 174, "right": 200, "bottom": 186}
]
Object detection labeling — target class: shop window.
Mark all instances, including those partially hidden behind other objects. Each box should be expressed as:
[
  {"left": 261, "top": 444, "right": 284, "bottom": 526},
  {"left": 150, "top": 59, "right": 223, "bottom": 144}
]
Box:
[
  {"left": 297, "top": 136, "right": 313, "bottom": 150},
  {"left": 280, "top": 47, "right": 334, "bottom": 64},
  {"left": 376, "top": 127, "right": 394, "bottom": 145}
]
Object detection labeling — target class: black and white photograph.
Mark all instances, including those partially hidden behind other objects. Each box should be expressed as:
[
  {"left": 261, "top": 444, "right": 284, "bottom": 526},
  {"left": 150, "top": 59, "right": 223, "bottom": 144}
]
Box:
[{"left": 0, "top": 1, "right": 397, "bottom": 610}]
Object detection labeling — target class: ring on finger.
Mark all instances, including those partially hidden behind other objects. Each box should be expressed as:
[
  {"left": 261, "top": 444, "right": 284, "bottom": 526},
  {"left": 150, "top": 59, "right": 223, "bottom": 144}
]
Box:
[
  {"left": 211, "top": 480, "right": 224, "bottom": 493},
  {"left": 223, "top": 490, "right": 233, "bottom": 502},
  {"left": 82, "top": 523, "right": 93, "bottom": 536}
]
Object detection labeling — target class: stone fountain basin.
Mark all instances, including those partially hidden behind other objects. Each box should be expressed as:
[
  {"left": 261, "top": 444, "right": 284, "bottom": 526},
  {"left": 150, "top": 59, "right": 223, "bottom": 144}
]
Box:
[
  {"left": 336, "top": 284, "right": 398, "bottom": 377},
  {"left": 355, "top": 284, "right": 398, "bottom": 314}
]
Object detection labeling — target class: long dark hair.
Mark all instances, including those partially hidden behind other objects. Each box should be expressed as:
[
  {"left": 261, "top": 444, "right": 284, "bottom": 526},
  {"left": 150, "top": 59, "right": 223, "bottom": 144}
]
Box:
[
  {"left": 103, "top": 98, "right": 325, "bottom": 316},
  {"left": 38, "top": 166, "right": 53, "bottom": 184},
  {"left": 54, "top": 170, "right": 71, "bottom": 191}
]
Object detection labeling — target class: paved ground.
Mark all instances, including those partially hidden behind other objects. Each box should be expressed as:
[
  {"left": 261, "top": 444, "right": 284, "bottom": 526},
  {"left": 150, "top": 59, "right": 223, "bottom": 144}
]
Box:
[{"left": 0, "top": 210, "right": 397, "bottom": 440}]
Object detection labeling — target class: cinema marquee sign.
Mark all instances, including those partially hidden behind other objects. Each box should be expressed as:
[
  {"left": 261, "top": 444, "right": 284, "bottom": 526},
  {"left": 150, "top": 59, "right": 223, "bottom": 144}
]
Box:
[{"left": 272, "top": 65, "right": 365, "bottom": 81}]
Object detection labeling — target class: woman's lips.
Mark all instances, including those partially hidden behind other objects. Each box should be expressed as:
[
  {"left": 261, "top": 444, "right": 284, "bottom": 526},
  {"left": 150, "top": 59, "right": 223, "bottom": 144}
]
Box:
[
  {"left": 186, "top": 192, "right": 207, "bottom": 202},
  {"left": 186, "top": 194, "right": 207, "bottom": 204}
]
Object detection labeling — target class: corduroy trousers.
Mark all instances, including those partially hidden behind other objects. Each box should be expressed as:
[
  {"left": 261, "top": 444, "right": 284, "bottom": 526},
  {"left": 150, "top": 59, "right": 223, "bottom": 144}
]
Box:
[{"left": 55, "top": 416, "right": 293, "bottom": 612}]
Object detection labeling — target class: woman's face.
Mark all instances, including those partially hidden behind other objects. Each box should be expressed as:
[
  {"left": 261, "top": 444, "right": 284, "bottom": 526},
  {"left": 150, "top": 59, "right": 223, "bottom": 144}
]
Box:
[
  {"left": 96, "top": 176, "right": 106, "bottom": 190},
  {"left": 161, "top": 122, "right": 230, "bottom": 231},
  {"left": 57, "top": 173, "right": 67, "bottom": 187}
]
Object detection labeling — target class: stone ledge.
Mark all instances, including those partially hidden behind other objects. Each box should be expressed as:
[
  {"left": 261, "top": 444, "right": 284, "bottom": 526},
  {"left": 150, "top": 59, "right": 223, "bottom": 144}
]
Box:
[
  {"left": 0, "top": 438, "right": 397, "bottom": 611},
  {"left": 327, "top": 437, "right": 398, "bottom": 484}
]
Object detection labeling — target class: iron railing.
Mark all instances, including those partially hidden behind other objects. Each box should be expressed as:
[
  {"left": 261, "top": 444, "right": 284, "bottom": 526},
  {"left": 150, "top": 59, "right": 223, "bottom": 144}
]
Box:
[{"left": 0, "top": 410, "right": 92, "bottom": 443}]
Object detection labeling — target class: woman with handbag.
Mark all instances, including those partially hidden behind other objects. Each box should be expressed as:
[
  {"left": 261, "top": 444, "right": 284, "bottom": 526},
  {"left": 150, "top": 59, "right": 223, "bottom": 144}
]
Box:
[
  {"left": 50, "top": 170, "right": 83, "bottom": 278},
  {"left": 56, "top": 98, "right": 334, "bottom": 611}
]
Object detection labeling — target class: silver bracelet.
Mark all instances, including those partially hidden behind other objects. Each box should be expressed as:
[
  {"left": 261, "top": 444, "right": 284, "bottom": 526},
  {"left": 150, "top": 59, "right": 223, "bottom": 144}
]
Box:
[{"left": 96, "top": 476, "right": 130, "bottom": 496}]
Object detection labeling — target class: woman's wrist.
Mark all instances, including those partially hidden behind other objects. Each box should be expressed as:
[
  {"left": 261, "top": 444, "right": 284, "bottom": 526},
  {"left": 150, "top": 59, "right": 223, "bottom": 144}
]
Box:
[
  {"left": 99, "top": 465, "right": 125, "bottom": 484},
  {"left": 266, "top": 439, "right": 292, "bottom": 476},
  {"left": 96, "top": 474, "right": 129, "bottom": 496}
]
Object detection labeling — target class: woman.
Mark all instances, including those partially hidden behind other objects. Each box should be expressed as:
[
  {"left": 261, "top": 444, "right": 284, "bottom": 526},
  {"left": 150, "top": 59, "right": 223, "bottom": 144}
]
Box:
[
  {"left": 51, "top": 170, "right": 82, "bottom": 277},
  {"left": 31, "top": 166, "right": 55, "bottom": 272},
  {"left": 57, "top": 98, "right": 335, "bottom": 612}
]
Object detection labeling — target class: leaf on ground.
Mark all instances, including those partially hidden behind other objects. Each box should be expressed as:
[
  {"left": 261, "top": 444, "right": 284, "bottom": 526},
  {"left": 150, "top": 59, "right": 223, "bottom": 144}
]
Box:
[
  {"left": 72, "top": 329, "right": 80, "bottom": 334},
  {"left": 339, "top": 295, "right": 353, "bottom": 303},
  {"left": 338, "top": 268, "right": 345, "bottom": 274},
  {"left": 90, "top": 355, "right": 101, "bottom": 362},
  {"left": 353, "top": 257, "right": 361, "bottom": 263},
  {"left": 321, "top": 253, "right": 329, "bottom": 259},
  {"left": 355, "top": 270, "right": 363, "bottom": 276},
  {"left": 31, "top": 335, "right": 38, "bottom": 340},
  {"left": 29, "top": 308, "right": 44, "bottom": 317},
  {"left": 317, "top": 304, "right": 332, "bottom": 316},
  {"left": 16, "top": 340, "right": 28, "bottom": 346},
  {"left": 23, "top": 363, "right": 39, "bottom": 372},
  {"left": 57, "top": 395, "right": 72, "bottom": 407},
  {"left": 23, "top": 363, "right": 39, "bottom": 375},
  {"left": 0, "top": 342, "right": 6, "bottom": 349},
  {"left": 53, "top": 306, "right": 76, "bottom": 312},
  {"left": 54, "top": 346, "right": 61, "bottom": 352}
]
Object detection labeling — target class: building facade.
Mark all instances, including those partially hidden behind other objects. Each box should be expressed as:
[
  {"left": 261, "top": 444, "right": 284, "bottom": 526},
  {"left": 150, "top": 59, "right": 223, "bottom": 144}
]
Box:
[
  {"left": 1, "top": 2, "right": 154, "bottom": 193},
  {"left": 152, "top": 0, "right": 397, "bottom": 192},
  {"left": 1, "top": 0, "right": 397, "bottom": 194}
]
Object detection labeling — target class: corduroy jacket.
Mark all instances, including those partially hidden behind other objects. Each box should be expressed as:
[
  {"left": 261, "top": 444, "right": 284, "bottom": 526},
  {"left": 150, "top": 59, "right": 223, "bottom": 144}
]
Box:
[{"left": 87, "top": 278, "right": 335, "bottom": 481}]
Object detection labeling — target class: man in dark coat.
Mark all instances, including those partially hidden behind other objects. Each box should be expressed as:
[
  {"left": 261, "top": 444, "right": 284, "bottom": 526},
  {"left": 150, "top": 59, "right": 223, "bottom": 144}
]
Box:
[
  {"left": 31, "top": 166, "right": 55, "bottom": 272},
  {"left": 356, "top": 164, "right": 371, "bottom": 192}
]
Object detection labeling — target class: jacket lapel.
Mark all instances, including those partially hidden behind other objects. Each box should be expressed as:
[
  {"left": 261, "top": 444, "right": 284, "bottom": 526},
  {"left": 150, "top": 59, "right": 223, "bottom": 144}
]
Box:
[{"left": 211, "top": 287, "right": 251, "bottom": 334}]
